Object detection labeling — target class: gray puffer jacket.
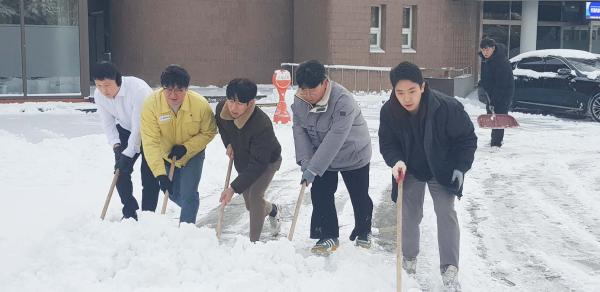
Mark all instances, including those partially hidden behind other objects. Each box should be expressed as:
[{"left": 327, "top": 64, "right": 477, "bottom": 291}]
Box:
[{"left": 292, "top": 81, "right": 371, "bottom": 176}]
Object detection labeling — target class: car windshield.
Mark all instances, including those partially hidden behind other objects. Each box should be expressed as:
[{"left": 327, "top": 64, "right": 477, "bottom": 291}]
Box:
[{"left": 566, "top": 57, "right": 600, "bottom": 72}]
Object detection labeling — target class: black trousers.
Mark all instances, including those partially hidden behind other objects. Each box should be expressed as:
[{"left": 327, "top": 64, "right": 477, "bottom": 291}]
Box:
[
  {"left": 486, "top": 102, "right": 509, "bottom": 146},
  {"left": 309, "top": 163, "right": 373, "bottom": 240},
  {"left": 116, "top": 125, "right": 160, "bottom": 216}
]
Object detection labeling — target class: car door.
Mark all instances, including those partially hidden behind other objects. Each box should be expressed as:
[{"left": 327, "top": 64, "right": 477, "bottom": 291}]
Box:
[
  {"left": 513, "top": 57, "right": 546, "bottom": 110},
  {"left": 541, "top": 57, "right": 580, "bottom": 110}
]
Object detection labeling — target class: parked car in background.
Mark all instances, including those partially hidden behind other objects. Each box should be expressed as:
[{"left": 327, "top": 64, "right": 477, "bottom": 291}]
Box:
[{"left": 510, "top": 49, "right": 600, "bottom": 122}]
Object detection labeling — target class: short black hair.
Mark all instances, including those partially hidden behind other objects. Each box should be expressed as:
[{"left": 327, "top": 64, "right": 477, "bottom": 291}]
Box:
[
  {"left": 480, "top": 37, "right": 496, "bottom": 49},
  {"left": 295, "top": 60, "right": 327, "bottom": 89},
  {"left": 92, "top": 62, "right": 122, "bottom": 86},
  {"left": 160, "top": 64, "right": 190, "bottom": 88},
  {"left": 390, "top": 61, "right": 423, "bottom": 88},
  {"left": 226, "top": 78, "right": 257, "bottom": 103}
]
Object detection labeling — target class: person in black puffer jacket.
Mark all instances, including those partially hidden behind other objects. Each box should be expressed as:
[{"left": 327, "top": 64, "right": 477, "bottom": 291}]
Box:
[
  {"left": 478, "top": 38, "right": 515, "bottom": 147},
  {"left": 379, "top": 61, "right": 477, "bottom": 288}
]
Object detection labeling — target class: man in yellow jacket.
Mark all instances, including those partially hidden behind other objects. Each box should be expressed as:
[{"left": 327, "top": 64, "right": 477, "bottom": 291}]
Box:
[{"left": 141, "top": 65, "right": 217, "bottom": 224}]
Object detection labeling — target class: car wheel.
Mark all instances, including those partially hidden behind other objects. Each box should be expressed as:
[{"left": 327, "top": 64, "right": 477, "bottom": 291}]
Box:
[{"left": 590, "top": 95, "right": 600, "bottom": 122}]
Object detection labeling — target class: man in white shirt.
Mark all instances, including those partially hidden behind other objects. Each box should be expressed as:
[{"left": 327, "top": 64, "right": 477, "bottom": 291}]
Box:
[{"left": 93, "top": 62, "right": 159, "bottom": 220}]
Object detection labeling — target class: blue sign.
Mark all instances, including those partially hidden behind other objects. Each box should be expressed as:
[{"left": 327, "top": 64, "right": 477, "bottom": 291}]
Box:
[{"left": 587, "top": 2, "right": 600, "bottom": 19}]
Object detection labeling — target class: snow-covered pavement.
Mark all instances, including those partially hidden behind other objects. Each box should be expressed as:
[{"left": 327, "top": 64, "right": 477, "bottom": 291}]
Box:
[{"left": 0, "top": 91, "right": 599, "bottom": 291}]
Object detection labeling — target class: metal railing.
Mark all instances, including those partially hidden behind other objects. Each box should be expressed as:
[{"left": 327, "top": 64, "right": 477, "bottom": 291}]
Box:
[{"left": 281, "top": 63, "right": 472, "bottom": 93}]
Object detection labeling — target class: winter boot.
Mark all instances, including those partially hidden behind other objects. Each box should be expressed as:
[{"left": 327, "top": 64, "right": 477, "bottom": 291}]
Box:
[
  {"left": 268, "top": 204, "right": 281, "bottom": 236},
  {"left": 402, "top": 257, "right": 417, "bottom": 275},
  {"left": 355, "top": 232, "right": 372, "bottom": 249},
  {"left": 441, "top": 265, "right": 461, "bottom": 291},
  {"left": 311, "top": 238, "right": 339, "bottom": 255}
]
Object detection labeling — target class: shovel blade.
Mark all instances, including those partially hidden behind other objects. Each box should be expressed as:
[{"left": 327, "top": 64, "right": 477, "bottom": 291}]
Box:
[{"left": 477, "top": 114, "right": 519, "bottom": 129}]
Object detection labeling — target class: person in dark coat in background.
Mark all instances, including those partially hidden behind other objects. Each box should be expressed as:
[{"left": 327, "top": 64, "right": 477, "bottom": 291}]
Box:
[
  {"left": 378, "top": 61, "right": 477, "bottom": 290},
  {"left": 216, "top": 78, "right": 282, "bottom": 242},
  {"left": 478, "top": 37, "right": 515, "bottom": 147}
]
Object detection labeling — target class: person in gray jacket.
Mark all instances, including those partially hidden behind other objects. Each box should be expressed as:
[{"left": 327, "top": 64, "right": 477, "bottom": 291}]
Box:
[{"left": 292, "top": 60, "right": 373, "bottom": 254}]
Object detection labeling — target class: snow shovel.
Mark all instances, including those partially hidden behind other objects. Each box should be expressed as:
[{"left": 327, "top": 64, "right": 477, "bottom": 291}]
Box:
[
  {"left": 288, "top": 182, "right": 307, "bottom": 241},
  {"left": 100, "top": 170, "right": 120, "bottom": 220},
  {"left": 216, "top": 158, "right": 234, "bottom": 240},
  {"left": 396, "top": 171, "right": 405, "bottom": 292},
  {"left": 477, "top": 92, "right": 519, "bottom": 129},
  {"left": 160, "top": 157, "right": 177, "bottom": 215}
]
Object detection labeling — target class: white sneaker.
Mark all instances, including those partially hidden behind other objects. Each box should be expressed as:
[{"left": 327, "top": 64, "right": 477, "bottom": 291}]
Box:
[
  {"left": 441, "top": 265, "right": 461, "bottom": 291},
  {"left": 268, "top": 204, "right": 281, "bottom": 236},
  {"left": 402, "top": 257, "right": 417, "bottom": 275}
]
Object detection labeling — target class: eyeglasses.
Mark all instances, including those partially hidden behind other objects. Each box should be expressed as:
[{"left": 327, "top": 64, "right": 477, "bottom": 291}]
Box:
[
  {"left": 296, "top": 83, "right": 323, "bottom": 99},
  {"left": 163, "top": 87, "right": 186, "bottom": 95}
]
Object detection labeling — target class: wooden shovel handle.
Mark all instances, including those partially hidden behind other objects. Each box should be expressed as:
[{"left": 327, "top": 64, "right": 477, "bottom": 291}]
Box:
[
  {"left": 160, "top": 158, "right": 177, "bottom": 215},
  {"left": 216, "top": 158, "right": 233, "bottom": 240},
  {"left": 396, "top": 172, "right": 405, "bottom": 292},
  {"left": 100, "top": 170, "right": 120, "bottom": 220},
  {"left": 288, "top": 183, "right": 307, "bottom": 241}
]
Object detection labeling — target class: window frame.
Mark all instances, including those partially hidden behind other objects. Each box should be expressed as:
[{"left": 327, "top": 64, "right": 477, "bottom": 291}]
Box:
[
  {"left": 370, "top": 5, "right": 383, "bottom": 53},
  {"left": 402, "top": 6, "right": 414, "bottom": 51}
]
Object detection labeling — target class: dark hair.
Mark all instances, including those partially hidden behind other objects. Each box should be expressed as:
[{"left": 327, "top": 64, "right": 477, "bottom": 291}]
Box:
[
  {"left": 390, "top": 61, "right": 423, "bottom": 88},
  {"left": 160, "top": 64, "right": 190, "bottom": 88},
  {"left": 479, "top": 37, "right": 496, "bottom": 49},
  {"left": 226, "top": 78, "right": 257, "bottom": 103},
  {"left": 295, "top": 60, "right": 327, "bottom": 89},
  {"left": 92, "top": 62, "right": 122, "bottom": 86}
]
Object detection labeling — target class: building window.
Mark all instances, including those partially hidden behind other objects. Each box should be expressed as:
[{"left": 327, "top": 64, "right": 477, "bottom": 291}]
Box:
[
  {"left": 0, "top": 0, "right": 23, "bottom": 95},
  {"left": 370, "top": 5, "right": 383, "bottom": 52},
  {"left": 0, "top": 0, "right": 81, "bottom": 97},
  {"left": 402, "top": 6, "right": 415, "bottom": 51}
]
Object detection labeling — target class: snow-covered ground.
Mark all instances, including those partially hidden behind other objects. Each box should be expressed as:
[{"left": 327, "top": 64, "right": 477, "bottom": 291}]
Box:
[{"left": 1, "top": 89, "right": 599, "bottom": 291}]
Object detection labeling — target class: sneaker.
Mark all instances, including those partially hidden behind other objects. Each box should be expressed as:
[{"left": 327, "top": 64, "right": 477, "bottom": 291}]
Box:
[
  {"left": 441, "top": 265, "right": 461, "bottom": 291},
  {"left": 310, "top": 238, "right": 339, "bottom": 255},
  {"left": 355, "top": 233, "right": 372, "bottom": 249},
  {"left": 402, "top": 257, "right": 417, "bottom": 275},
  {"left": 268, "top": 204, "right": 281, "bottom": 236}
]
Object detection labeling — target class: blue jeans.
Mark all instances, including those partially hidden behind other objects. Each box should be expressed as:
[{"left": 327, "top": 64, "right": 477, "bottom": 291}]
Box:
[{"left": 164, "top": 151, "right": 205, "bottom": 224}]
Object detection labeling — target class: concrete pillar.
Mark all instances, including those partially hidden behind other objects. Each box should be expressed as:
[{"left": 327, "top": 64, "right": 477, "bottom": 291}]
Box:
[{"left": 520, "top": 0, "right": 539, "bottom": 53}]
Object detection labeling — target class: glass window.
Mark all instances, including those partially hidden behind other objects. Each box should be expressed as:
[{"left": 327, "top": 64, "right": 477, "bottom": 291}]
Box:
[
  {"left": 562, "top": 26, "right": 589, "bottom": 51},
  {"left": 566, "top": 57, "right": 600, "bottom": 72},
  {"left": 24, "top": 0, "right": 80, "bottom": 95},
  {"left": 370, "top": 6, "right": 381, "bottom": 51},
  {"left": 562, "top": 1, "right": 585, "bottom": 23},
  {"left": 537, "top": 26, "right": 561, "bottom": 50},
  {"left": 483, "top": 24, "right": 509, "bottom": 47},
  {"left": 483, "top": 1, "right": 509, "bottom": 20},
  {"left": 545, "top": 57, "right": 569, "bottom": 73},
  {"left": 509, "top": 25, "right": 521, "bottom": 58},
  {"left": 510, "top": 1, "right": 522, "bottom": 20},
  {"left": 517, "top": 57, "right": 545, "bottom": 72},
  {"left": 0, "top": 0, "right": 23, "bottom": 95},
  {"left": 539, "top": 1, "right": 561, "bottom": 22},
  {"left": 402, "top": 6, "right": 414, "bottom": 50}
]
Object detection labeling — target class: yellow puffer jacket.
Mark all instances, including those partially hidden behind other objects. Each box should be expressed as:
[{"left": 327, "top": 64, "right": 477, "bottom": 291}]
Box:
[{"left": 141, "top": 89, "right": 217, "bottom": 177}]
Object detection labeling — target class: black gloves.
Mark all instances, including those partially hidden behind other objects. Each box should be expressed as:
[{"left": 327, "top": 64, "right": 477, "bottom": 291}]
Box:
[
  {"left": 113, "top": 143, "right": 123, "bottom": 161},
  {"left": 169, "top": 145, "right": 187, "bottom": 160},
  {"left": 116, "top": 155, "right": 134, "bottom": 174},
  {"left": 157, "top": 175, "right": 173, "bottom": 193}
]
